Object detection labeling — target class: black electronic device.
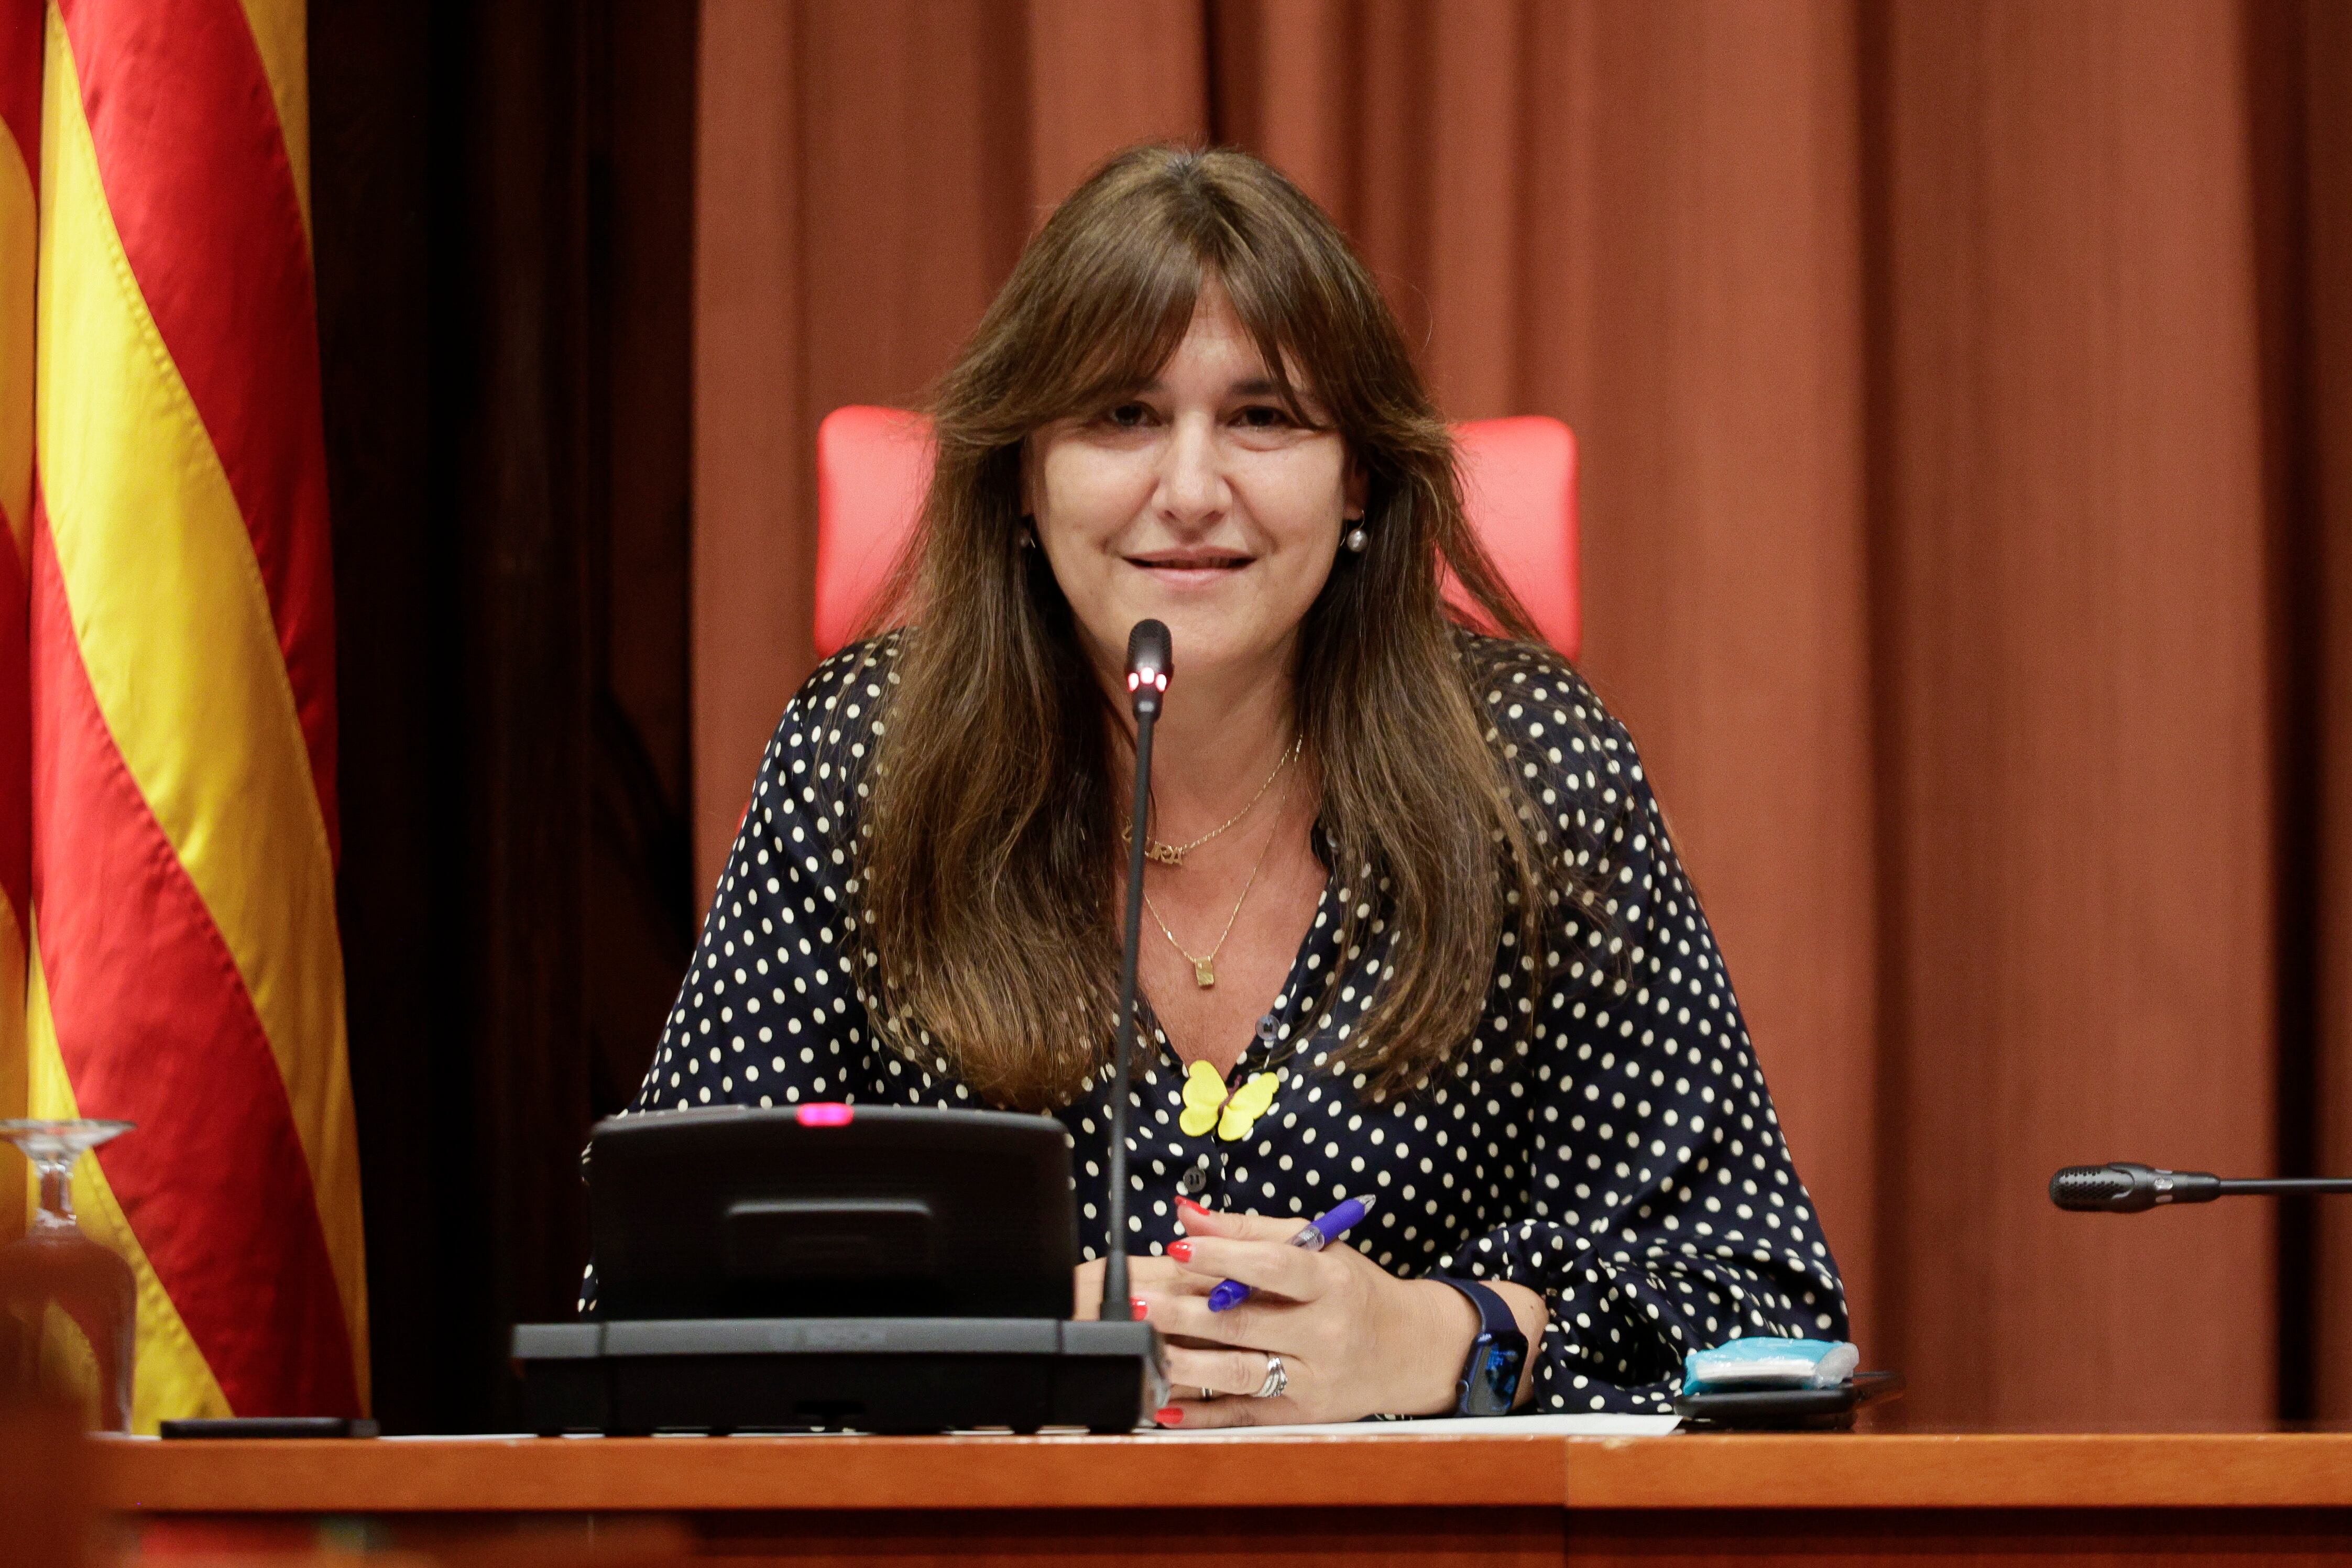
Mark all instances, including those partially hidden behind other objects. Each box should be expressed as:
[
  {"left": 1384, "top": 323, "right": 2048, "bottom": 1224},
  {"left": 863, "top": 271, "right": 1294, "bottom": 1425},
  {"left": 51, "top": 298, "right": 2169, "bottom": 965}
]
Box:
[
  {"left": 1672, "top": 1370, "right": 1905, "bottom": 1432},
  {"left": 515, "top": 1317, "right": 1157, "bottom": 1437},
  {"left": 512, "top": 1103, "right": 1166, "bottom": 1434},
  {"left": 158, "top": 1417, "right": 379, "bottom": 1439},
  {"left": 2050, "top": 1162, "right": 2352, "bottom": 1213},
  {"left": 584, "top": 1102, "right": 1077, "bottom": 1320}
]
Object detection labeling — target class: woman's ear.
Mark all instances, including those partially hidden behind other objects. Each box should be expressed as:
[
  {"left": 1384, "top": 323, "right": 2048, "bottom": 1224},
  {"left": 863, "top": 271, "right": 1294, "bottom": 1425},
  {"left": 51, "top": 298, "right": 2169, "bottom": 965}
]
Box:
[{"left": 1343, "top": 453, "right": 1369, "bottom": 521}]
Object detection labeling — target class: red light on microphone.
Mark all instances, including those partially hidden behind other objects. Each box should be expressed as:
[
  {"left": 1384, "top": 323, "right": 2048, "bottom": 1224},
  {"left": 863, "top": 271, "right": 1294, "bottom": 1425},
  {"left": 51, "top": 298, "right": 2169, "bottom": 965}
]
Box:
[{"left": 796, "top": 1103, "right": 854, "bottom": 1127}]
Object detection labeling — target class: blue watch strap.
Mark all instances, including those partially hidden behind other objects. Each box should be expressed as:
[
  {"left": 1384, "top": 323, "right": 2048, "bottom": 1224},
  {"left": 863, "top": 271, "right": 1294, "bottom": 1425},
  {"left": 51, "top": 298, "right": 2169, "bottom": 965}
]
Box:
[
  {"left": 1434, "top": 1276, "right": 1528, "bottom": 1416},
  {"left": 1435, "top": 1276, "right": 1516, "bottom": 1340}
]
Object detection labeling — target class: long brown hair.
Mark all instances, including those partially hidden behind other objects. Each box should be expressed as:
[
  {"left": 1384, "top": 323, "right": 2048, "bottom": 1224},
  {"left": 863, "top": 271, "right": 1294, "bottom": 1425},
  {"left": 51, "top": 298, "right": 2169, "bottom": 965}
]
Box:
[{"left": 854, "top": 146, "right": 1598, "bottom": 1110}]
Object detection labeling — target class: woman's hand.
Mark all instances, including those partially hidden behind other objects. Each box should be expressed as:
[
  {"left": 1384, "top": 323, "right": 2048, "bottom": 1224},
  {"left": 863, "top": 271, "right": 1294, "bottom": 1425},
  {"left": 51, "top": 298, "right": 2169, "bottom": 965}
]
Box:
[{"left": 1133, "top": 1201, "right": 1531, "bottom": 1428}]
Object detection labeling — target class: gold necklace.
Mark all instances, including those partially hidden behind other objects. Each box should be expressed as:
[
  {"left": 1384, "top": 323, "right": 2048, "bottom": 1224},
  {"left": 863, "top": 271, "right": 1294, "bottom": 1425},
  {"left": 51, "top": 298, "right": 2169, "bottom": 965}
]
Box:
[
  {"left": 1138, "top": 766, "right": 1288, "bottom": 987},
  {"left": 1142, "top": 801, "right": 1285, "bottom": 989},
  {"left": 1123, "top": 736, "right": 1301, "bottom": 868}
]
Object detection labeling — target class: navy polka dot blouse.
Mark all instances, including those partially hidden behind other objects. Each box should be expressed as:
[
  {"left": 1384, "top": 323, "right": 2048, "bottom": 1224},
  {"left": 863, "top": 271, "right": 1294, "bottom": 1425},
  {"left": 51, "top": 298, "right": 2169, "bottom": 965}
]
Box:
[{"left": 586, "top": 632, "right": 1847, "bottom": 1415}]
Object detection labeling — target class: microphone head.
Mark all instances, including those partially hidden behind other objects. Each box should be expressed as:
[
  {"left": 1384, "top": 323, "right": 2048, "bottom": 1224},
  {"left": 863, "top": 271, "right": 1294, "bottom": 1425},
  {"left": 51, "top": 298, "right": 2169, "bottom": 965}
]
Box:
[
  {"left": 1124, "top": 619, "right": 1172, "bottom": 711},
  {"left": 2050, "top": 1163, "right": 2159, "bottom": 1212}
]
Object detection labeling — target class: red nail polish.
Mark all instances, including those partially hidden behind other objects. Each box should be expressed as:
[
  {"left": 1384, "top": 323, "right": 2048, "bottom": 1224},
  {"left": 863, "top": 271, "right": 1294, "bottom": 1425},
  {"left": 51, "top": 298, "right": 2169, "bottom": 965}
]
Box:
[
  {"left": 1155, "top": 1406, "right": 1185, "bottom": 1426},
  {"left": 1167, "top": 1239, "right": 1193, "bottom": 1262},
  {"left": 1130, "top": 1296, "right": 1149, "bottom": 1319},
  {"left": 1175, "top": 1196, "right": 1209, "bottom": 1216}
]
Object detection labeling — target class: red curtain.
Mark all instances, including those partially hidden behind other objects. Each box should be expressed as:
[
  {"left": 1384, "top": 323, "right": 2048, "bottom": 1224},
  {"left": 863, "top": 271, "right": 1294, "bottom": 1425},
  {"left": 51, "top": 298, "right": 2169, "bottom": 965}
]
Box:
[{"left": 692, "top": 0, "right": 2352, "bottom": 1426}]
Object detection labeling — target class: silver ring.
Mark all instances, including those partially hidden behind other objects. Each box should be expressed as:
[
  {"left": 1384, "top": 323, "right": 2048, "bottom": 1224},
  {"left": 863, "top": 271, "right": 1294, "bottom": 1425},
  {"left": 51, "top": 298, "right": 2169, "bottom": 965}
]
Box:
[
  {"left": 1199, "top": 1386, "right": 1216, "bottom": 1401},
  {"left": 1252, "top": 1353, "right": 1288, "bottom": 1400}
]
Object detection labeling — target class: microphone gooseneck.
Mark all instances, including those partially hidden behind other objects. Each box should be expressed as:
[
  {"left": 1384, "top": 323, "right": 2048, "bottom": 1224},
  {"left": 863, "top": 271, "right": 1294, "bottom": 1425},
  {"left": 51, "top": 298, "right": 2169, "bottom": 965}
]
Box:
[
  {"left": 1101, "top": 619, "right": 1172, "bottom": 1322},
  {"left": 2050, "top": 1161, "right": 2352, "bottom": 1212}
]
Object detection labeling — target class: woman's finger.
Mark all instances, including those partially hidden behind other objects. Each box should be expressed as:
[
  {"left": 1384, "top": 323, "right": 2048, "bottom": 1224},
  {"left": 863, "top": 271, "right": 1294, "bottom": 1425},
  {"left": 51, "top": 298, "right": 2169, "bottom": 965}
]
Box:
[
  {"left": 1161, "top": 1342, "right": 1286, "bottom": 1399},
  {"left": 1153, "top": 1391, "right": 1303, "bottom": 1430},
  {"left": 1174, "top": 1200, "right": 1325, "bottom": 1244},
  {"left": 1072, "top": 1253, "right": 1217, "bottom": 1318},
  {"left": 1168, "top": 1234, "right": 1332, "bottom": 1301},
  {"left": 1126, "top": 1254, "right": 1213, "bottom": 1295},
  {"left": 1137, "top": 1287, "right": 1295, "bottom": 1355},
  {"left": 1071, "top": 1258, "right": 1104, "bottom": 1320}
]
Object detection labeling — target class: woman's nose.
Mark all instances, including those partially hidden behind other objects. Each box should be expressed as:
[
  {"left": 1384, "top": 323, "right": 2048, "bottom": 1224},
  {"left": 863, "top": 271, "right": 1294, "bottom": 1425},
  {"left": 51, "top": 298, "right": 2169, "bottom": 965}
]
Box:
[{"left": 1155, "top": 415, "right": 1229, "bottom": 524}]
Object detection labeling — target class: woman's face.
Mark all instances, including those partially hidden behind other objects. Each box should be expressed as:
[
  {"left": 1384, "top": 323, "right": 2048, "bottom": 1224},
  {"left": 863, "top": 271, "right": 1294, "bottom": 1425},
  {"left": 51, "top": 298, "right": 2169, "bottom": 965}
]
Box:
[{"left": 1026, "top": 283, "right": 1363, "bottom": 701}]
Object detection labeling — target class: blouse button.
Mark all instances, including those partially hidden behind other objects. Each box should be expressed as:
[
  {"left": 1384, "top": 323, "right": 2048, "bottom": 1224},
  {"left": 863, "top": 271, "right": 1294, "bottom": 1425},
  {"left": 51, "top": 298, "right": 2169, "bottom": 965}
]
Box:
[{"left": 1178, "top": 1155, "right": 1212, "bottom": 1197}]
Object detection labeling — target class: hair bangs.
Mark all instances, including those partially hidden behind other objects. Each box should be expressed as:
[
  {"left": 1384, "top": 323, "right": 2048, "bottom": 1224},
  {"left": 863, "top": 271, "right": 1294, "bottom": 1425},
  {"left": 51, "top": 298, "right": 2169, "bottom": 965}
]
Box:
[
  {"left": 1007, "top": 220, "right": 1205, "bottom": 430},
  {"left": 1209, "top": 239, "right": 1351, "bottom": 432}
]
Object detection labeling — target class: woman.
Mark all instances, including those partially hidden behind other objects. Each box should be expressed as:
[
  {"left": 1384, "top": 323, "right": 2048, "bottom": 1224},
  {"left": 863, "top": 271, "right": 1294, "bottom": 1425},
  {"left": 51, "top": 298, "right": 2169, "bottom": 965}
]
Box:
[{"left": 599, "top": 146, "right": 1845, "bottom": 1426}]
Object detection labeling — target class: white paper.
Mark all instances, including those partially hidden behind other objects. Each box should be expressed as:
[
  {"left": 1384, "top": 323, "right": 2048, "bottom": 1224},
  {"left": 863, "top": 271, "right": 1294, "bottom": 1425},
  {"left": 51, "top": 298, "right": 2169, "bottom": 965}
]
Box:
[
  {"left": 333, "top": 1415, "right": 1682, "bottom": 1441},
  {"left": 1134, "top": 1413, "right": 1679, "bottom": 1438}
]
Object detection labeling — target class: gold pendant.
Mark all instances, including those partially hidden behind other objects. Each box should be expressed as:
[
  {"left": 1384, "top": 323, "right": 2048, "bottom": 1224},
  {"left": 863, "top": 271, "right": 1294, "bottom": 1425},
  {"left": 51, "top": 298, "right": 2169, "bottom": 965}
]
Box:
[
  {"left": 1193, "top": 959, "right": 1216, "bottom": 988},
  {"left": 1146, "top": 844, "right": 1186, "bottom": 867}
]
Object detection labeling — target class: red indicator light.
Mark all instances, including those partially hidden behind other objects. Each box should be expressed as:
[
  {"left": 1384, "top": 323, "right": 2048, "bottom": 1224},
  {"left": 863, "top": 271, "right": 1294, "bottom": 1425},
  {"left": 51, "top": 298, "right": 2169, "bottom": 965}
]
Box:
[{"left": 796, "top": 1103, "right": 854, "bottom": 1127}]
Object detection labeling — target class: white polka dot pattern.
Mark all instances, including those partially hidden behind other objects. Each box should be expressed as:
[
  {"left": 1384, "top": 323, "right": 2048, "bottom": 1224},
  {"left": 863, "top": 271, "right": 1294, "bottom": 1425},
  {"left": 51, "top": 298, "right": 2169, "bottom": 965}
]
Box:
[{"left": 581, "top": 633, "right": 1848, "bottom": 1414}]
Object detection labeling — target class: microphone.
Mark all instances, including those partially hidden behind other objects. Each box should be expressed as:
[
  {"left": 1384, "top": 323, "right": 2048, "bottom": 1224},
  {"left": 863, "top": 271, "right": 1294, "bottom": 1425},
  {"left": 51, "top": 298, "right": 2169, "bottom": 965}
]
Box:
[
  {"left": 1101, "top": 620, "right": 1172, "bottom": 1322},
  {"left": 2049, "top": 1163, "right": 2219, "bottom": 1212},
  {"left": 2050, "top": 1162, "right": 2352, "bottom": 1213},
  {"left": 1123, "top": 619, "right": 1171, "bottom": 718}
]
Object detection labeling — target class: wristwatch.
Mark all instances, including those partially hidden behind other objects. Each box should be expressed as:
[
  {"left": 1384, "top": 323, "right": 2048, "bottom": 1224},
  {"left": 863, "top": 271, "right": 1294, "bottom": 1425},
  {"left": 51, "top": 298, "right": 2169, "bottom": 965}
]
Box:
[{"left": 1433, "top": 1276, "right": 1528, "bottom": 1416}]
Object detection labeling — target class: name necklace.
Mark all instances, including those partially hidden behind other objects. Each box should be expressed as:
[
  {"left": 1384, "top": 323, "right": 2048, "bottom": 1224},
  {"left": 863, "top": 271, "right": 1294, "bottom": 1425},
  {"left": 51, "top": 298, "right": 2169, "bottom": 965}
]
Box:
[{"left": 1122, "top": 735, "right": 1301, "bottom": 868}]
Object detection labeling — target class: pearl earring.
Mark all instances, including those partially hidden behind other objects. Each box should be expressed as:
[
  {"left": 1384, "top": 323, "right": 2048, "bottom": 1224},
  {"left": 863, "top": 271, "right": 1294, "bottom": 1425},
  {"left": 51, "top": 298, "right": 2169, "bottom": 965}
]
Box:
[{"left": 1343, "top": 525, "right": 1368, "bottom": 553}]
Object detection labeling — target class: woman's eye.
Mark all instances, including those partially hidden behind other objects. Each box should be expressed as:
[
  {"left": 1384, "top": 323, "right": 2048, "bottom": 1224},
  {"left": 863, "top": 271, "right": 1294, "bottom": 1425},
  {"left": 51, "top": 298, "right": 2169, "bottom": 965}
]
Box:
[
  {"left": 1235, "top": 404, "right": 1292, "bottom": 429},
  {"left": 1103, "top": 402, "right": 1152, "bottom": 429}
]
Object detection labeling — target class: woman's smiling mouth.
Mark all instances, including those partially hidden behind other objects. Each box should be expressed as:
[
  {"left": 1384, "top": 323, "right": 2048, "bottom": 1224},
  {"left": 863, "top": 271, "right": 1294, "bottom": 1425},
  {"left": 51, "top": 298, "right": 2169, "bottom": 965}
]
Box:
[{"left": 1126, "top": 549, "right": 1255, "bottom": 586}]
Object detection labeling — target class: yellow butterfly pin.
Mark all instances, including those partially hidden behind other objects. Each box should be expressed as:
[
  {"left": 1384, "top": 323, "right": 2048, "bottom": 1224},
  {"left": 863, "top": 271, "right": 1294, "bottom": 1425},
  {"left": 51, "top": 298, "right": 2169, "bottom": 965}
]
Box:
[{"left": 1179, "top": 1060, "right": 1281, "bottom": 1141}]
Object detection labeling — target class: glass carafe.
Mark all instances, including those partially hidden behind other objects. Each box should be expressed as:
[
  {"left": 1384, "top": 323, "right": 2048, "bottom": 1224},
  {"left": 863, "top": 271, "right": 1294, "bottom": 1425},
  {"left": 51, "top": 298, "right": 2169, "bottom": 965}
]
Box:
[{"left": 0, "top": 1121, "right": 136, "bottom": 1432}]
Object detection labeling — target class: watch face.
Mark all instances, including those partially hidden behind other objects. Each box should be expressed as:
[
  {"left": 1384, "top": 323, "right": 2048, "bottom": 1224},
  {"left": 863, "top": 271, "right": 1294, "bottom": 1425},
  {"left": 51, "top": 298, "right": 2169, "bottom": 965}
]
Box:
[{"left": 1467, "top": 1333, "right": 1528, "bottom": 1416}]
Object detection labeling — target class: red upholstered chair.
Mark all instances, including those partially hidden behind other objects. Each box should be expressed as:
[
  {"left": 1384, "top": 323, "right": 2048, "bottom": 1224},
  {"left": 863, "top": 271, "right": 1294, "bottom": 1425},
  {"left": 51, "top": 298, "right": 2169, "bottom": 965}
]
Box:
[{"left": 814, "top": 407, "right": 1578, "bottom": 659}]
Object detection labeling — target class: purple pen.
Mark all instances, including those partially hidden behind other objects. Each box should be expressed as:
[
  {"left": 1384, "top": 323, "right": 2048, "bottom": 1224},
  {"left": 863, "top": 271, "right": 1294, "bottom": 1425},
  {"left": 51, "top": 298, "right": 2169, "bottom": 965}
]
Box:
[{"left": 1205, "top": 1195, "right": 1374, "bottom": 1312}]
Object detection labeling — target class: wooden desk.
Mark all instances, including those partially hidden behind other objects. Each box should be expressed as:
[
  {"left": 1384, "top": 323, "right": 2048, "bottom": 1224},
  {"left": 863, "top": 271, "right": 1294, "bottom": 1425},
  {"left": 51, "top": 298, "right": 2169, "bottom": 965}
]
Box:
[{"left": 96, "top": 1430, "right": 2352, "bottom": 1564}]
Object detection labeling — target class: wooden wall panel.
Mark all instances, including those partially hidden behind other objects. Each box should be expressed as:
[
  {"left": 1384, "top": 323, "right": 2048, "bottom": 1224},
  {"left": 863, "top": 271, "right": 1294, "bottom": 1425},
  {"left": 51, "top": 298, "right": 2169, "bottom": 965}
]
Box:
[
  {"left": 693, "top": 0, "right": 808, "bottom": 901},
  {"left": 1027, "top": 0, "right": 1207, "bottom": 207},
  {"left": 1873, "top": 0, "right": 2276, "bottom": 1423},
  {"left": 796, "top": 0, "right": 1031, "bottom": 416},
  {"left": 2300, "top": 0, "right": 2352, "bottom": 1421}
]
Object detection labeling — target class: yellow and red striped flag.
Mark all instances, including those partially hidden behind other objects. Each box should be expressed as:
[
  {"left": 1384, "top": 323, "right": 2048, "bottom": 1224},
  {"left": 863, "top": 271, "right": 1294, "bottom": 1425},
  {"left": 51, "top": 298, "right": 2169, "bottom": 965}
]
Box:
[{"left": 16, "top": 0, "right": 367, "bottom": 1426}]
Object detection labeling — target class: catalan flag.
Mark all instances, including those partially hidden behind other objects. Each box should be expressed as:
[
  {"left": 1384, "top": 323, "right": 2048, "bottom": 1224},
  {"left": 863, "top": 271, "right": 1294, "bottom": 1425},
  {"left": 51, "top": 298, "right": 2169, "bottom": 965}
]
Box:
[{"left": 8, "top": 0, "right": 366, "bottom": 1427}]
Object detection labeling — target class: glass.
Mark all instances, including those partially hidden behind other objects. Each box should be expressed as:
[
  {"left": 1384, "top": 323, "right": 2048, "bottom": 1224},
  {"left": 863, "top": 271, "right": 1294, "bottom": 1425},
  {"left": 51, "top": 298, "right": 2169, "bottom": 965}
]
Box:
[{"left": 0, "top": 1120, "right": 136, "bottom": 1432}]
